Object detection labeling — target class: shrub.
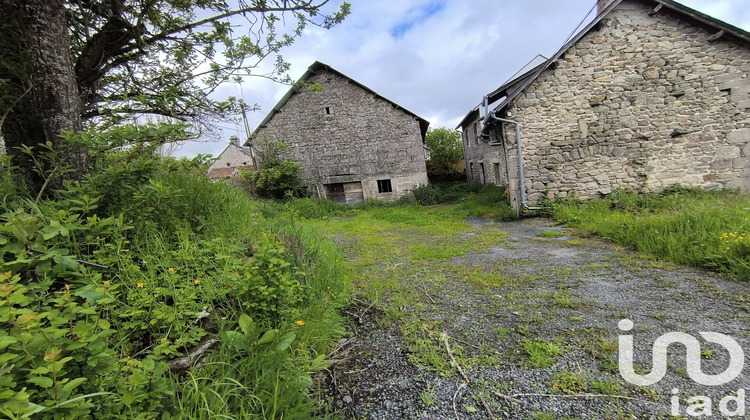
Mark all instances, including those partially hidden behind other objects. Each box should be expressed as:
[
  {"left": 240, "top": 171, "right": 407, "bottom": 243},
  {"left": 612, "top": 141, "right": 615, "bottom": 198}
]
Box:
[
  {"left": 244, "top": 141, "right": 304, "bottom": 199},
  {"left": 0, "top": 134, "right": 348, "bottom": 417},
  {"left": 413, "top": 184, "right": 440, "bottom": 205}
]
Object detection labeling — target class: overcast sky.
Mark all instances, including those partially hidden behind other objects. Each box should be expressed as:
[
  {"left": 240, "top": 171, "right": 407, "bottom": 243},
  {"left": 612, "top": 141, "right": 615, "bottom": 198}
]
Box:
[{"left": 172, "top": 0, "right": 750, "bottom": 158}]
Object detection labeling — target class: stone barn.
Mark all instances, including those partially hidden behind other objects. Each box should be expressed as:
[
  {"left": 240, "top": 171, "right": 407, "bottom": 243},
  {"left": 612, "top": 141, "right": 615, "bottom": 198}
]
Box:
[
  {"left": 248, "top": 61, "right": 430, "bottom": 205},
  {"left": 459, "top": 0, "right": 750, "bottom": 212}
]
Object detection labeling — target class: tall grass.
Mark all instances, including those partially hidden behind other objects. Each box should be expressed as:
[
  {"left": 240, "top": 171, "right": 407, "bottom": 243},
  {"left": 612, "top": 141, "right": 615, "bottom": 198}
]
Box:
[
  {"left": 549, "top": 187, "right": 750, "bottom": 280},
  {"left": 0, "top": 150, "right": 348, "bottom": 418}
]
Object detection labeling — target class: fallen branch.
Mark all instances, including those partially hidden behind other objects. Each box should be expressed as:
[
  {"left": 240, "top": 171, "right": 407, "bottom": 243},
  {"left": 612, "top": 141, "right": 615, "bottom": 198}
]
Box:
[
  {"left": 442, "top": 332, "right": 495, "bottom": 419},
  {"left": 418, "top": 282, "right": 436, "bottom": 304},
  {"left": 167, "top": 338, "right": 219, "bottom": 372},
  {"left": 492, "top": 391, "right": 644, "bottom": 402},
  {"left": 452, "top": 382, "right": 467, "bottom": 420},
  {"left": 441, "top": 332, "right": 469, "bottom": 383}
]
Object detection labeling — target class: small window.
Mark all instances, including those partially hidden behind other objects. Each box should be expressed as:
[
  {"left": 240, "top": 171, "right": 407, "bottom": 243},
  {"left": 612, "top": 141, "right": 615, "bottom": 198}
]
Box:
[
  {"left": 325, "top": 107, "right": 331, "bottom": 115},
  {"left": 377, "top": 179, "right": 393, "bottom": 193}
]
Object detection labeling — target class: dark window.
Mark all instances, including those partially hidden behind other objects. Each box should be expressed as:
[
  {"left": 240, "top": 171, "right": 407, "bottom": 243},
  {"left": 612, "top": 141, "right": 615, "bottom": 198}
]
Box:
[
  {"left": 377, "top": 179, "right": 393, "bottom": 193},
  {"left": 325, "top": 107, "right": 331, "bottom": 115}
]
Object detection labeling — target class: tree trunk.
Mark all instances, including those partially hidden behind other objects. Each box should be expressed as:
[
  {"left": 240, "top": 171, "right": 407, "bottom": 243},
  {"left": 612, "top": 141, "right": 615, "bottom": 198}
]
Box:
[{"left": 3, "top": 0, "right": 88, "bottom": 187}]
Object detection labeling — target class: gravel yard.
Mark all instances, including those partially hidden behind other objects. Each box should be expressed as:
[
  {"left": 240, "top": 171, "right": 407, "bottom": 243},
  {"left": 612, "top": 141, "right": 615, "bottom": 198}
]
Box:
[{"left": 322, "top": 217, "right": 750, "bottom": 419}]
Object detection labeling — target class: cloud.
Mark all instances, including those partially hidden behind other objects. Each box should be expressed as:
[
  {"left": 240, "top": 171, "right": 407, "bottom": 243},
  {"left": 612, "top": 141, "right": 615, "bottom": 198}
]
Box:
[{"left": 176, "top": 0, "right": 750, "bottom": 158}]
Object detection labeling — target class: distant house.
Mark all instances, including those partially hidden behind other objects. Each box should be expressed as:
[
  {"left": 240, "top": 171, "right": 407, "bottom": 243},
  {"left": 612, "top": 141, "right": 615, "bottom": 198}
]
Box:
[
  {"left": 459, "top": 0, "right": 750, "bottom": 212},
  {"left": 248, "top": 61, "right": 430, "bottom": 205},
  {"left": 206, "top": 136, "right": 255, "bottom": 179}
]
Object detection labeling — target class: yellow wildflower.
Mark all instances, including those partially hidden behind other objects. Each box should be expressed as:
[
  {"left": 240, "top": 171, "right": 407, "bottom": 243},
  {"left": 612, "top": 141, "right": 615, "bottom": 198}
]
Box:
[
  {"left": 296, "top": 320, "right": 305, "bottom": 326},
  {"left": 194, "top": 279, "right": 201, "bottom": 285},
  {"left": 137, "top": 282, "right": 145, "bottom": 288},
  {"left": 168, "top": 267, "right": 175, "bottom": 273}
]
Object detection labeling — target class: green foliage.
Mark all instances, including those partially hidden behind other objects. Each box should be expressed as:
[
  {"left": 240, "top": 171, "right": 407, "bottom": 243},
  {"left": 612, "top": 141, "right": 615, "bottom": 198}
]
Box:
[
  {"left": 425, "top": 127, "right": 463, "bottom": 174},
  {"left": 413, "top": 184, "right": 440, "bottom": 205},
  {"left": 285, "top": 198, "right": 349, "bottom": 219},
  {"left": 523, "top": 338, "right": 564, "bottom": 368},
  {"left": 244, "top": 142, "right": 304, "bottom": 199},
  {"left": 0, "top": 128, "right": 348, "bottom": 417},
  {"left": 548, "top": 187, "right": 750, "bottom": 279},
  {"left": 237, "top": 234, "right": 303, "bottom": 320},
  {"left": 2, "top": 1, "right": 351, "bottom": 130},
  {"left": 549, "top": 370, "right": 587, "bottom": 394}
]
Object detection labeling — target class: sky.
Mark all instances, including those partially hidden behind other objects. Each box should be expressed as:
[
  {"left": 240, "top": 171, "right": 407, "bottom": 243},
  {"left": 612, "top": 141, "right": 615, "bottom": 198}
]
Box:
[{"left": 171, "top": 0, "right": 750, "bottom": 158}]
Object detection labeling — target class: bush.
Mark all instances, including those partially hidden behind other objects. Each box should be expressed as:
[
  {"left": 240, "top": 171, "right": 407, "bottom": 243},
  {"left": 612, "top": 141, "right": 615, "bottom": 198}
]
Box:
[
  {"left": 244, "top": 141, "right": 304, "bottom": 199},
  {"left": 0, "top": 133, "right": 348, "bottom": 417},
  {"left": 413, "top": 184, "right": 440, "bottom": 205}
]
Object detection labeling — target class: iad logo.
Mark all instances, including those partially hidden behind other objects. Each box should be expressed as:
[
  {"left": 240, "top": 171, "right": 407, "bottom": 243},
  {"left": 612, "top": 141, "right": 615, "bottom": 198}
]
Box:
[{"left": 618, "top": 319, "right": 746, "bottom": 417}]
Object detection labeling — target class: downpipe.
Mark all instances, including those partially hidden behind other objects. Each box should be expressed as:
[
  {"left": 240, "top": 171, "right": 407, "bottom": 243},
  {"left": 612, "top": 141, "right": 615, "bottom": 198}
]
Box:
[{"left": 485, "top": 110, "right": 542, "bottom": 211}]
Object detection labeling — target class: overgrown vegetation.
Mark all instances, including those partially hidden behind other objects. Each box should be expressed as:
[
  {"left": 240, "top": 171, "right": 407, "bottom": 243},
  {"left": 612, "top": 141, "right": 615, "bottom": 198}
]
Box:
[
  {"left": 242, "top": 141, "right": 304, "bottom": 199},
  {"left": 0, "top": 132, "right": 347, "bottom": 418},
  {"left": 424, "top": 127, "right": 464, "bottom": 180},
  {"left": 547, "top": 187, "right": 750, "bottom": 280}
]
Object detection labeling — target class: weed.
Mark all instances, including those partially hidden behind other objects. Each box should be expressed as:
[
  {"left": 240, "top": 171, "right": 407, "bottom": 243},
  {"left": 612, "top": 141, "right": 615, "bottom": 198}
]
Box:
[
  {"left": 591, "top": 380, "right": 623, "bottom": 395},
  {"left": 538, "top": 230, "right": 566, "bottom": 238},
  {"left": 549, "top": 187, "right": 750, "bottom": 280},
  {"left": 550, "top": 370, "right": 587, "bottom": 394},
  {"left": 523, "top": 338, "right": 565, "bottom": 368},
  {"left": 420, "top": 383, "right": 436, "bottom": 407}
]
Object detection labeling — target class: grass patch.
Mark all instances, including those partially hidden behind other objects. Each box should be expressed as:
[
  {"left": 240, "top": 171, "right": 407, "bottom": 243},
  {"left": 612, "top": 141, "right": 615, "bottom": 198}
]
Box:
[
  {"left": 522, "top": 338, "right": 565, "bottom": 368},
  {"left": 548, "top": 187, "right": 750, "bottom": 280},
  {"left": 549, "top": 370, "right": 587, "bottom": 394},
  {"left": 538, "top": 230, "right": 566, "bottom": 238}
]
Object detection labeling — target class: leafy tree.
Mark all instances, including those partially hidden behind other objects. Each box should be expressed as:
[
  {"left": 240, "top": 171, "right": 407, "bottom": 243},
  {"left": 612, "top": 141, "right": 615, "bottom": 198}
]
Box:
[
  {"left": 425, "top": 127, "right": 463, "bottom": 174},
  {"left": 0, "top": 0, "right": 350, "bottom": 188}
]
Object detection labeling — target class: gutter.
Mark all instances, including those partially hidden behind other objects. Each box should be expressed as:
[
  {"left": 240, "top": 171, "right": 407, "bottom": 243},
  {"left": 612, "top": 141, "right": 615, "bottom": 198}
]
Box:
[{"left": 484, "top": 108, "right": 542, "bottom": 211}]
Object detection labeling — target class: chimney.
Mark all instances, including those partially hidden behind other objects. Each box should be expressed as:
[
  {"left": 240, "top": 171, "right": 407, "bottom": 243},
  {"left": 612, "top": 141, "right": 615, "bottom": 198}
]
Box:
[
  {"left": 229, "top": 135, "right": 240, "bottom": 147},
  {"left": 597, "top": 0, "right": 614, "bottom": 15}
]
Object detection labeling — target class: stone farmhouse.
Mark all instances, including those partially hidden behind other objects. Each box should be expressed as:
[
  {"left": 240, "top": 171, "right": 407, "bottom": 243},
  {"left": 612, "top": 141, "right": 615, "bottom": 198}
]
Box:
[
  {"left": 206, "top": 135, "right": 256, "bottom": 179},
  {"left": 459, "top": 0, "right": 750, "bottom": 212},
  {"left": 248, "top": 61, "right": 430, "bottom": 205}
]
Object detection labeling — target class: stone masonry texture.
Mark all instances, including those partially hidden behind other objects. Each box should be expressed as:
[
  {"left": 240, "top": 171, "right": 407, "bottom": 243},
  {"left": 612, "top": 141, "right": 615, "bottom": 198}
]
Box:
[
  {"left": 464, "top": 0, "right": 750, "bottom": 211},
  {"left": 252, "top": 69, "right": 428, "bottom": 203}
]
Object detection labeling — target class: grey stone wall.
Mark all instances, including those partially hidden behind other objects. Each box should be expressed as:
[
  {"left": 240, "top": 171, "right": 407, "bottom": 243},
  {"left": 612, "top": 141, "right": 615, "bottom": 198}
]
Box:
[
  {"left": 252, "top": 70, "right": 428, "bottom": 202},
  {"left": 466, "top": 0, "right": 750, "bottom": 210}
]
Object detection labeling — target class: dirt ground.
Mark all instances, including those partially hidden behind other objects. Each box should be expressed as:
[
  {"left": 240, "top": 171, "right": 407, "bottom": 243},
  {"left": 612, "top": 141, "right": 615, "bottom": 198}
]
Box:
[{"left": 322, "top": 218, "right": 750, "bottom": 420}]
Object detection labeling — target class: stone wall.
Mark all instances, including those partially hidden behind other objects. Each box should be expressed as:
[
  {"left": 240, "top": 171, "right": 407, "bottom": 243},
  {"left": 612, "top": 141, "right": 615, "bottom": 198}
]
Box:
[
  {"left": 252, "top": 70, "right": 428, "bottom": 202},
  {"left": 207, "top": 141, "right": 254, "bottom": 171},
  {"left": 466, "top": 0, "right": 750, "bottom": 210}
]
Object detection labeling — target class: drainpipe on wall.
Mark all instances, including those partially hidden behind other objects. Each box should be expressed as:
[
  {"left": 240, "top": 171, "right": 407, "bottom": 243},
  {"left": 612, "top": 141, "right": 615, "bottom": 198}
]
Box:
[{"left": 485, "top": 111, "right": 542, "bottom": 211}]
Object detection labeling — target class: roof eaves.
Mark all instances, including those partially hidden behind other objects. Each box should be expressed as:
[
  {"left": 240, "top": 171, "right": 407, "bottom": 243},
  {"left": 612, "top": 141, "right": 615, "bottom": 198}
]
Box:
[
  {"left": 488, "top": 0, "right": 624, "bottom": 117},
  {"left": 656, "top": 0, "right": 750, "bottom": 44}
]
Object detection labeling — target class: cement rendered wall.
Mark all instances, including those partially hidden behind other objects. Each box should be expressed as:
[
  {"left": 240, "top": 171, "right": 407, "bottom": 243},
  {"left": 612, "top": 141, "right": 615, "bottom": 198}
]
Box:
[
  {"left": 252, "top": 71, "right": 428, "bottom": 203},
  {"left": 466, "top": 0, "right": 750, "bottom": 211}
]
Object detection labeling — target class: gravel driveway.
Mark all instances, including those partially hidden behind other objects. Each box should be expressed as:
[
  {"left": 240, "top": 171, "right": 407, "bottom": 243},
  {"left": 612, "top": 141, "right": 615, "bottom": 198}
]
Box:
[{"left": 322, "top": 217, "right": 750, "bottom": 419}]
